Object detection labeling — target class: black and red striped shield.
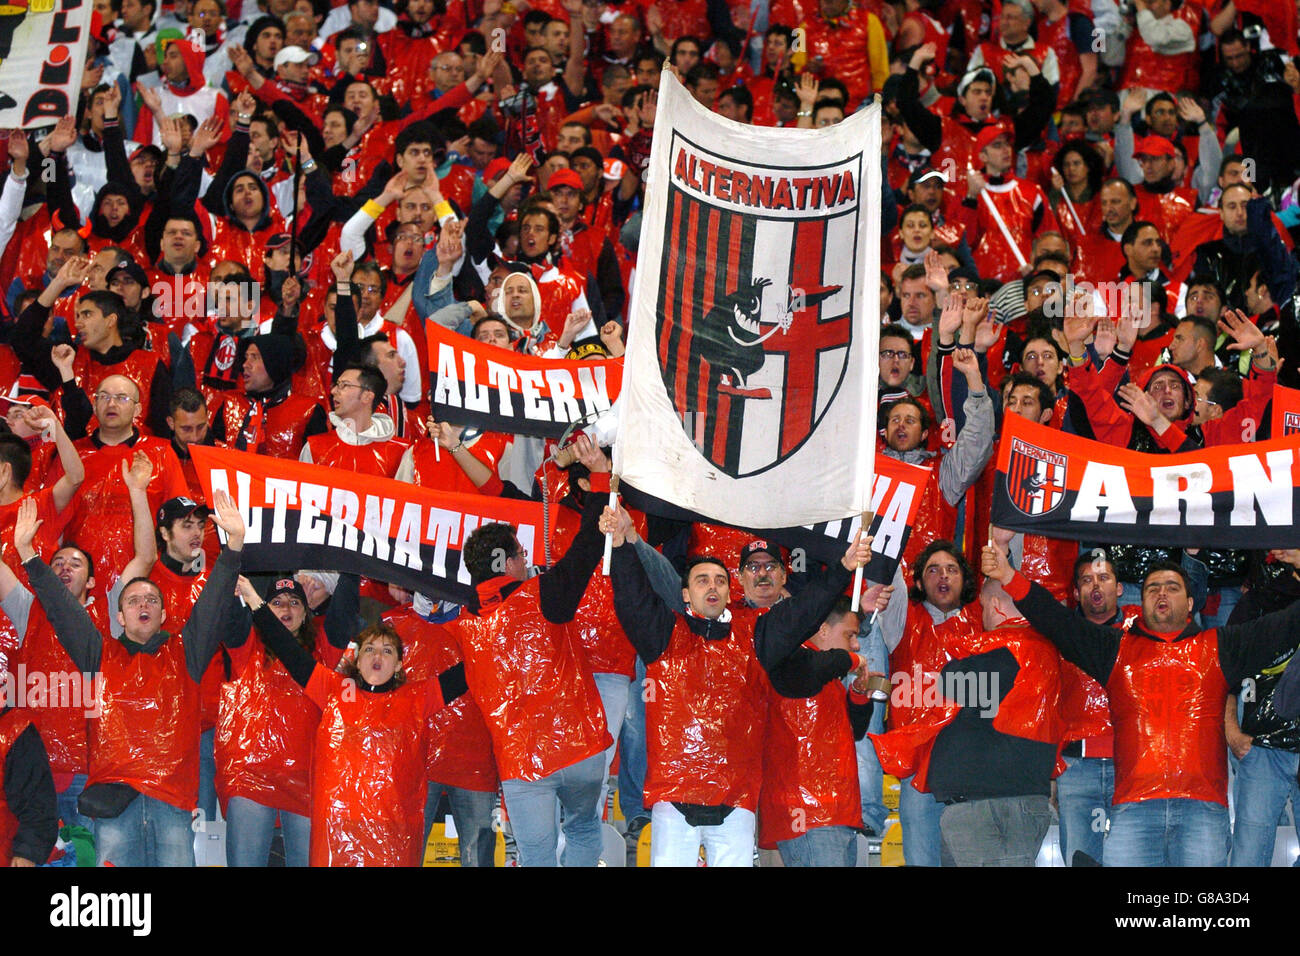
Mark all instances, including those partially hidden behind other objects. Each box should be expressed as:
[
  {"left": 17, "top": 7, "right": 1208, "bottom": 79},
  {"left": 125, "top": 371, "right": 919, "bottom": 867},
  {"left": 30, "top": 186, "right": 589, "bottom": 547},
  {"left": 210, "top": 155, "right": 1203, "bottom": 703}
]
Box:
[
  {"left": 654, "top": 181, "right": 853, "bottom": 478},
  {"left": 1007, "top": 437, "right": 1068, "bottom": 516}
]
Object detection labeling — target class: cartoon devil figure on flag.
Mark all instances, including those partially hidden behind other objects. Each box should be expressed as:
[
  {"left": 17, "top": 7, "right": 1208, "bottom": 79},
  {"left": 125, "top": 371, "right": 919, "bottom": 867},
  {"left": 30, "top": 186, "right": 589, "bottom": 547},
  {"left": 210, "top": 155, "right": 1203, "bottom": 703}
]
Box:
[{"left": 654, "top": 183, "right": 855, "bottom": 479}]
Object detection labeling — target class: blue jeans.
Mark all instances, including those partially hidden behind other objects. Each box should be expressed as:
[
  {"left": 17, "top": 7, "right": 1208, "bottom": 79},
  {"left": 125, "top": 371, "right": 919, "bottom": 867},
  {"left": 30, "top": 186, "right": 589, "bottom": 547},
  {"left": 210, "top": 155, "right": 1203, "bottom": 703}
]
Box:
[
  {"left": 198, "top": 727, "right": 217, "bottom": 823},
  {"left": 617, "top": 656, "right": 648, "bottom": 826},
  {"left": 57, "top": 773, "right": 91, "bottom": 832},
  {"left": 500, "top": 751, "right": 606, "bottom": 867},
  {"left": 593, "top": 671, "right": 630, "bottom": 811},
  {"left": 854, "top": 620, "right": 890, "bottom": 835},
  {"left": 898, "top": 774, "right": 944, "bottom": 866},
  {"left": 1104, "top": 798, "right": 1230, "bottom": 866},
  {"left": 94, "top": 792, "right": 195, "bottom": 867},
  {"left": 225, "top": 796, "right": 310, "bottom": 867},
  {"left": 1056, "top": 755, "right": 1114, "bottom": 866},
  {"left": 777, "top": 825, "right": 858, "bottom": 867},
  {"left": 424, "top": 782, "right": 497, "bottom": 867},
  {"left": 1230, "top": 744, "right": 1300, "bottom": 867}
]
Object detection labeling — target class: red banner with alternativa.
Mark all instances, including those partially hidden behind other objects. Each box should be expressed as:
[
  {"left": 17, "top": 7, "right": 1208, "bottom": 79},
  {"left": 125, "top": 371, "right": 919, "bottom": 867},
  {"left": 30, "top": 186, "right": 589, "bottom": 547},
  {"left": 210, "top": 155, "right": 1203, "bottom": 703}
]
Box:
[{"left": 191, "top": 445, "right": 545, "bottom": 606}]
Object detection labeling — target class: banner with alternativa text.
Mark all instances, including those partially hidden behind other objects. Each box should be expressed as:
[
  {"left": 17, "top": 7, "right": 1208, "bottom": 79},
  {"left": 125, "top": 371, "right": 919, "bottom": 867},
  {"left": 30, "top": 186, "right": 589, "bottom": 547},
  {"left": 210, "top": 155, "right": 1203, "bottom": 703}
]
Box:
[
  {"left": 613, "top": 70, "right": 880, "bottom": 529},
  {"left": 427, "top": 319, "right": 622, "bottom": 439},
  {"left": 620, "top": 453, "right": 930, "bottom": 583},
  {"left": 0, "top": 0, "right": 93, "bottom": 129},
  {"left": 991, "top": 415, "right": 1300, "bottom": 549},
  {"left": 1270, "top": 383, "right": 1300, "bottom": 439},
  {"left": 191, "top": 445, "right": 545, "bottom": 606}
]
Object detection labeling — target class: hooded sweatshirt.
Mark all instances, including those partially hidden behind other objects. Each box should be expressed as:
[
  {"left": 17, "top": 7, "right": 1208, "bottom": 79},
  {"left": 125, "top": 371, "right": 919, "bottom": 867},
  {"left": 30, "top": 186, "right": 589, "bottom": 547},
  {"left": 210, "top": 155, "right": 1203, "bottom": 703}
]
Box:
[{"left": 136, "top": 30, "right": 230, "bottom": 147}]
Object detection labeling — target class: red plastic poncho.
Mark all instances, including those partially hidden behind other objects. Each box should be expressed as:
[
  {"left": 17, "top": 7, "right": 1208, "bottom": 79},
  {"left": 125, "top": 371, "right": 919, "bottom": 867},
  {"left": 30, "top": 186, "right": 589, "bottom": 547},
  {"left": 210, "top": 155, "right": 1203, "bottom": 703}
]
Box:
[
  {"left": 215, "top": 638, "right": 323, "bottom": 819},
  {"left": 52, "top": 435, "right": 188, "bottom": 595},
  {"left": 872, "top": 621, "right": 1065, "bottom": 791},
  {"left": 970, "top": 177, "right": 1058, "bottom": 284},
  {"left": 69, "top": 349, "right": 169, "bottom": 435},
  {"left": 550, "top": 506, "right": 637, "bottom": 679},
  {"left": 894, "top": 463, "right": 958, "bottom": 591},
  {"left": 0, "top": 709, "right": 33, "bottom": 866},
  {"left": 644, "top": 610, "right": 770, "bottom": 811},
  {"left": 226, "top": 392, "right": 324, "bottom": 461},
  {"left": 758, "top": 657, "right": 862, "bottom": 847},
  {"left": 90, "top": 635, "right": 201, "bottom": 811},
  {"left": 384, "top": 606, "right": 498, "bottom": 793},
  {"left": 305, "top": 667, "right": 442, "bottom": 867},
  {"left": 1108, "top": 627, "right": 1230, "bottom": 806},
  {"left": 14, "top": 594, "right": 112, "bottom": 779},
  {"left": 887, "top": 601, "right": 984, "bottom": 733},
  {"left": 446, "top": 575, "right": 611, "bottom": 782}
]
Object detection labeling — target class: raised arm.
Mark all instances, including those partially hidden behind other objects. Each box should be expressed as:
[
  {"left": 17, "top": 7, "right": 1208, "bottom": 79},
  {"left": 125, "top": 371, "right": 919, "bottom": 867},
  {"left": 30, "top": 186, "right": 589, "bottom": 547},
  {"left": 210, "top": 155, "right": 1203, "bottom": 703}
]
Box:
[
  {"left": 239, "top": 576, "right": 316, "bottom": 688},
  {"left": 117, "top": 451, "right": 158, "bottom": 583},
  {"left": 181, "top": 490, "right": 246, "bottom": 681},
  {"left": 982, "top": 540, "right": 1121, "bottom": 683},
  {"left": 323, "top": 572, "right": 361, "bottom": 649},
  {"left": 23, "top": 405, "right": 83, "bottom": 511},
  {"left": 606, "top": 502, "right": 678, "bottom": 665},
  {"left": 752, "top": 531, "right": 869, "bottom": 671},
  {"left": 537, "top": 438, "right": 609, "bottom": 623},
  {"left": 15, "top": 497, "right": 101, "bottom": 673}
]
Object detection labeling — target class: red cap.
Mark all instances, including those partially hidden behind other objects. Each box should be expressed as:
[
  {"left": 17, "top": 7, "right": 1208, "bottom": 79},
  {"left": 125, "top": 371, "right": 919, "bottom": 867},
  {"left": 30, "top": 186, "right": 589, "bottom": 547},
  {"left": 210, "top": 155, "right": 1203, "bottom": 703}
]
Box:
[
  {"left": 483, "top": 157, "right": 512, "bottom": 182},
  {"left": 975, "top": 125, "right": 1012, "bottom": 154},
  {"left": 546, "top": 168, "right": 584, "bottom": 192},
  {"left": 1133, "top": 135, "right": 1176, "bottom": 159}
]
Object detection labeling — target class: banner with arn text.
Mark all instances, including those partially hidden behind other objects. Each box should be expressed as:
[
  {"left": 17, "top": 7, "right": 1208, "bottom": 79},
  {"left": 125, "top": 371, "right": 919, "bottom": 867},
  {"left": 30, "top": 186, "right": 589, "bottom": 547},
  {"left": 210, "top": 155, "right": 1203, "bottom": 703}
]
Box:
[
  {"left": 991, "top": 415, "right": 1300, "bottom": 549},
  {"left": 619, "top": 453, "right": 930, "bottom": 583},
  {"left": 191, "top": 445, "right": 544, "bottom": 606},
  {"left": 0, "top": 0, "right": 93, "bottom": 129},
  {"left": 613, "top": 70, "right": 880, "bottom": 529},
  {"left": 427, "top": 319, "right": 622, "bottom": 439}
]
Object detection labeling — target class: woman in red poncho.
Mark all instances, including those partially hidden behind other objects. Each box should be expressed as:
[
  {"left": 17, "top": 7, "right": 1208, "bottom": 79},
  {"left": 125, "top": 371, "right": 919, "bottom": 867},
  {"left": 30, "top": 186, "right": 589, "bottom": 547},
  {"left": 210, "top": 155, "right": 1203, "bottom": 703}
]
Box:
[
  {"left": 236, "top": 578, "right": 463, "bottom": 867},
  {"left": 217, "top": 574, "right": 359, "bottom": 866}
]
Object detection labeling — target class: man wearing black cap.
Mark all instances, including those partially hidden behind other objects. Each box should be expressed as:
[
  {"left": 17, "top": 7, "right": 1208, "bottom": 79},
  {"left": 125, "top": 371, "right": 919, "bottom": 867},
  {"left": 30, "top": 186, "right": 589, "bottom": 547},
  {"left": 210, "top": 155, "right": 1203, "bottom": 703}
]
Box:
[
  {"left": 736, "top": 540, "right": 791, "bottom": 610},
  {"left": 221, "top": 334, "right": 326, "bottom": 460}
]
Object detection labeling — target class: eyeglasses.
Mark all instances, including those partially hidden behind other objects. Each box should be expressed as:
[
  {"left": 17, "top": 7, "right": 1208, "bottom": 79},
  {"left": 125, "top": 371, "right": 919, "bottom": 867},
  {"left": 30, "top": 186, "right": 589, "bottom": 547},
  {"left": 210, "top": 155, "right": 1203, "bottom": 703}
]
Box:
[
  {"left": 353, "top": 283, "right": 382, "bottom": 294},
  {"left": 95, "top": 392, "right": 136, "bottom": 405},
  {"left": 332, "top": 380, "right": 367, "bottom": 392},
  {"left": 742, "top": 561, "right": 781, "bottom": 574},
  {"left": 124, "top": 594, "right": 161, "bottom": 608},
  {"left": 879, "top": 349, "right": 913, "bottom": 362}
]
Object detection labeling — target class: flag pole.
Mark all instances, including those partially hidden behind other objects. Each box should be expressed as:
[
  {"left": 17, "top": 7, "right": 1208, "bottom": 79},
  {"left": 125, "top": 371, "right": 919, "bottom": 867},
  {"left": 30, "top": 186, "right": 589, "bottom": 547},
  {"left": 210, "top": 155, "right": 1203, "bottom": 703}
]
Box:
[
  {"left": 854, "top": 97, "right": 882, "bottom": 615},
  {"left": 603, "top": 475, "right": 619, "bottom": 575}
]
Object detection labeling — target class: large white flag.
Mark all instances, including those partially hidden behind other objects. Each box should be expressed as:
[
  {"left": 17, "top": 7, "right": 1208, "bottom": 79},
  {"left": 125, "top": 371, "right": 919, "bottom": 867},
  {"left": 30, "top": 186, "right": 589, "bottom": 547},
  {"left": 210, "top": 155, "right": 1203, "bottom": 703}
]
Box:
[
  {"left": 0, "top": 0, "right": 93, "bottom": 128},
  {"left": 613, "top": 71, "right": 880, "bottom": 528}
]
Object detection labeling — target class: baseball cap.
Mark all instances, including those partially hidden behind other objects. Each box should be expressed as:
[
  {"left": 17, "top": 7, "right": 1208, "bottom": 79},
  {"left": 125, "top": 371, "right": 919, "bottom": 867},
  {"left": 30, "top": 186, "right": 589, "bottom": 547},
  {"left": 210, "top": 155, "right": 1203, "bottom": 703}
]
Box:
[
  {"left": 274, "top": 45, "right": 320, "bottom": 69},
  {"left": 265, "top": 576, "right": 308, "bottom": 604},
  {"left": 957, "top": 67, "right": 996, "bottom": 98},
  {"left": 739, "top": 539, "right": 785, "bottom": 568},
  {"left": 975, "top": 125, "right": 1012, "bottom": 154},
  {"left": 547, "top": 168, "right": 584, "bottom": 192},
  {"left": 1088, "top": 89, "right": 1120, "bottom": 112},
  {"left": 1133, "top": 135, "right": 1176, "bottom": 159},
  {"left": 106, "top": 260, "right": 148, "bottom": 288},
  {"left": 908, "top": 167, "right": 948, "bottom": 188},
  {"left": 156, "top": 496, "right": 210, "bottom": 527},
  {"left": 483, "top": 157, "right": 512, "bottom": 182},
  {"left": 265, "top": 232, "right": 294, "bottom": 251}
]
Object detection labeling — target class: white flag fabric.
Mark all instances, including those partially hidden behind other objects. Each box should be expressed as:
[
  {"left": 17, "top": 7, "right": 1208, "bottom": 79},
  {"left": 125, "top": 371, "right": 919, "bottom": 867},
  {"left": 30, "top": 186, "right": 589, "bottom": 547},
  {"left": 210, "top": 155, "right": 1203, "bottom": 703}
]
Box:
[
  {"left": 0, "top": 0, "right": 93, "bottom": 129},
  {"left": 613, "top": 71, "right": 880, "bottom": 528}
]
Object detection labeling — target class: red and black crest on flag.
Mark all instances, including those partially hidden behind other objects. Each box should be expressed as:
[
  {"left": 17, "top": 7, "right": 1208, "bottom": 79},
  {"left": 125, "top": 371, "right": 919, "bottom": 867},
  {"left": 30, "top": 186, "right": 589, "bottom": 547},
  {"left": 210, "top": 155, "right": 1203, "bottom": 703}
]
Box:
[
  {"left": 655, "top": 143, "right": 857, "bottom": 478},
  {"left": 1285, "top": 412, "right": 1300, "bottom": 437},
  {"left": 1007, "top": 438, "right": 1067, "bottom": 516}
]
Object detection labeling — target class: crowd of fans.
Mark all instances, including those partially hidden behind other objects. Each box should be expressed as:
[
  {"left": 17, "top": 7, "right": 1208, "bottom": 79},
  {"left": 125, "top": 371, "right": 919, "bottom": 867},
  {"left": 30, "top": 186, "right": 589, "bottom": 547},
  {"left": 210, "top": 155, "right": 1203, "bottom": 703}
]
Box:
[{"left": 0, "top": 0, "right": 1297, "bottom": 868}]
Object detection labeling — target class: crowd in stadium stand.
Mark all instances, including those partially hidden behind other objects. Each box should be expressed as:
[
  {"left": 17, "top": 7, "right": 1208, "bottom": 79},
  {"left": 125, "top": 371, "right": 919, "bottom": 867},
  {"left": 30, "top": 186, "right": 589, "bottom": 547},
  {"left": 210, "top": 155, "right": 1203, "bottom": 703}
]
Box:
[{"left": 0, "top": 0, "right": 1299, "bottom": 869}]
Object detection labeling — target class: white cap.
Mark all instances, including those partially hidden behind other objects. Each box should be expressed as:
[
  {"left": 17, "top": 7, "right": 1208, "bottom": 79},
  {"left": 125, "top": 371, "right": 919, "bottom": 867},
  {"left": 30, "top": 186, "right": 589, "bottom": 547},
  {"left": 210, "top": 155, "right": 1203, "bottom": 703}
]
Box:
[{"left": 274, "top": 45, "right": 320, "bottom": 69}]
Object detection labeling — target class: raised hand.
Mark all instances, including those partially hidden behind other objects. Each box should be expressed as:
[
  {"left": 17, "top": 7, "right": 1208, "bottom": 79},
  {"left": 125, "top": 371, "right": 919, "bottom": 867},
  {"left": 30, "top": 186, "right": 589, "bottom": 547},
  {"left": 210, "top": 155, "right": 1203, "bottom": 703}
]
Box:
[
  {"left": 840, "top": 531, "right": 874, "bottom": 572},
  {"left": 121, "top": 450, "right": 153, "bottom": 492},
  {"left": 923, "top": 248, "right": 949, "bottom": 293},
  {"left": 952, "top": 346, "right": 982, "bottom": 386},
  {"left": 44, "top": 115, "right": 78, "bottom": 153},
  {"left": 330, "top": 249, "right": 354, "bottom": 283},
  {"left": 50, "top": 343, "right": 75, "bottom": 379},
  {"left": 981, "top": 540, "right": 1013, "bottom": 584},
  {"left": 937, "top": 291, "right": 964, "bottom": 343},
  {"left": 1218, "top": 308, "right": 1265, "bottom": 353},
  {"left": 211, "top": 489, "right": 247, "bottom": 551},
  {"left": 12, "top": 496, "right": 42, "bottom": 562},
  {"left": 1117, "top": 382, "right": 1166, "bottom": 428},
  {"left": 189, "top": 114, "right": 224, "bottom": 156}
]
